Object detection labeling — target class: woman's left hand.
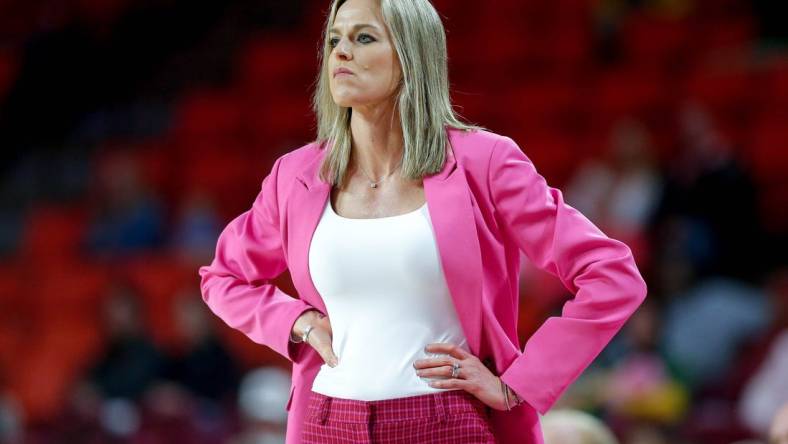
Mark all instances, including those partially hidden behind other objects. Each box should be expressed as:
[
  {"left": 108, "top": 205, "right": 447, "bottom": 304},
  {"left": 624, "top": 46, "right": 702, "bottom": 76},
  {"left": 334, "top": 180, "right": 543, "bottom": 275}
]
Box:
[{"left": 413, "top": 342, "right": 510, "bottom": 411}]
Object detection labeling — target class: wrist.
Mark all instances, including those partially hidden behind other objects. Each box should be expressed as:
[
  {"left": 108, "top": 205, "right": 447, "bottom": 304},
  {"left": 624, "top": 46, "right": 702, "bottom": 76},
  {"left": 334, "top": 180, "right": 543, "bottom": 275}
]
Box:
[
  {"left": 290, "top": 309, "right": 322, "bottom": 343},
  {"left": 505, "top": 383, "right": 524, "bottom": 408},
  {"left": 499, "top": 377, "right": 523, "bottom": 411}
]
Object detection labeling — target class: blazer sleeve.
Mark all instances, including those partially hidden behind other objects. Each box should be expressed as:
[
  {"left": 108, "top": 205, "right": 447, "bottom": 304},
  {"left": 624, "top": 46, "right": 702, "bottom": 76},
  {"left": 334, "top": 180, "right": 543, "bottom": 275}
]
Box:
[
  {"left": 490, "top": 135, "right": 648, "bottom": 415},
  {"left": 198, "top": 155, "right": 317, "bottom": 362}
]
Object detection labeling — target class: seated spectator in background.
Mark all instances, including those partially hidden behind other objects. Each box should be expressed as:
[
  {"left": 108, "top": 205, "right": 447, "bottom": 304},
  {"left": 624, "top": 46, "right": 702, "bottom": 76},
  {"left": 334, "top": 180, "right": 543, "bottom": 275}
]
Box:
[
  {"left": 553, "top": 298, "right": 688, "bottom": 435},
  {"left": 171, "top": 192, "right": 221, "bottom": 265},
  {"left": 591, "top": 0, "right": 693, "bottom": 63},
  {"left": 121, "top": 290, "right": 241, "bottom": 443},
  {"left": 53, "top": 381, "right": 108, "bottom": 443},
  {"left": 662, "top": 277, "right": 772, "bottom": 391},
  {"left": 86, "top": 283, "right": 164, "bottom": 401},
  {"left": 55, "top": 283, "right": 165, "bottom": 441},
  {"left": 652, "top": 101, "right": 761, "bottom": 282},
  {"left": 85, "top": 149, "right": 164, "bottom": 256},
  {"left": 602, "top": 299, "right": 689, "bottom": 425},
  {"left": 0, "top": 370, "right": 22, "bottom": 444},
  {"left": 565, "top": 117, "right": 662, "bottom": 265},
  {"left": 542, "top": 409, "right": 619, "bottom": 444},
  {"left": 165, "top": 290, "right": 240, "bottom": 402}
]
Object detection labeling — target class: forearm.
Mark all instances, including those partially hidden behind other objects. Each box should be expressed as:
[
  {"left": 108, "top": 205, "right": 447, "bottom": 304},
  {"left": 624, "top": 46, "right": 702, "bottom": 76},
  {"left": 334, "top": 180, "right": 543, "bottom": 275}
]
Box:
[
  {"left": 500, "top": 266, "right": 647, "bottom": 414},
  {"left": 199, "top": 268, "right": 316, "bottom": 361},
  {"left": 489, "top": 135, "right": 648, "bottom": 414}
]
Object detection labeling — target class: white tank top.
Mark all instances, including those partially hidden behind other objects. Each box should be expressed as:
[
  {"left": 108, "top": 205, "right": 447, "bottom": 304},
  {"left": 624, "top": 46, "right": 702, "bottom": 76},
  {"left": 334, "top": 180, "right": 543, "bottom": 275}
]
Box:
[{"left": 308, "top": 197, "right": 469, "bottom": 401}]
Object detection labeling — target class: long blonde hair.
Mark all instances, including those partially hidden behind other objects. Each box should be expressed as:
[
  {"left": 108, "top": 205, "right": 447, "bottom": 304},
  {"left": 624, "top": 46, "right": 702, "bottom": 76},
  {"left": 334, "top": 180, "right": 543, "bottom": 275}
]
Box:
[{"left": 312, "top": 0, "right": 482, "bottom": 188}]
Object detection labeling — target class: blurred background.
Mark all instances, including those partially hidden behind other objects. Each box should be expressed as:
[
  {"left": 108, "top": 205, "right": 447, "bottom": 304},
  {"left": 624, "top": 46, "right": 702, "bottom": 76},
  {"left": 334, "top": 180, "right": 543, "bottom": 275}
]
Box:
[{"left": 0, "top": 0, "right": 785, "bottom": 443}]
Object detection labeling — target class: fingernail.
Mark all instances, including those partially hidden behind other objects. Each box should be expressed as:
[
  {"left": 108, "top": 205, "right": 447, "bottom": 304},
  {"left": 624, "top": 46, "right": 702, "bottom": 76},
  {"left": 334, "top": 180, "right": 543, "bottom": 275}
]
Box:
[{"left": 330, "top": 359, "right": 338, "bottom": 367}]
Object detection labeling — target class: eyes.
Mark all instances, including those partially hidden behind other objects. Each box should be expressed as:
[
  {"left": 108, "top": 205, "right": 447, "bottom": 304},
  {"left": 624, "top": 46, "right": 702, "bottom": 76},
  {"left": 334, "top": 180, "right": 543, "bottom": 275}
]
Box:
[{"left": 328, "top": 33, "right": 376, "bottom": 49}]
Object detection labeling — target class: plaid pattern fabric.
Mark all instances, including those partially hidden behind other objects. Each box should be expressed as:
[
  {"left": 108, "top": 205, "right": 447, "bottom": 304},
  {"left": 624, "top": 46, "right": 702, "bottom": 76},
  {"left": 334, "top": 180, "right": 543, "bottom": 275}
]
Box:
[{"left": 302, "top": 389, "right": 497, "bottom": 443}]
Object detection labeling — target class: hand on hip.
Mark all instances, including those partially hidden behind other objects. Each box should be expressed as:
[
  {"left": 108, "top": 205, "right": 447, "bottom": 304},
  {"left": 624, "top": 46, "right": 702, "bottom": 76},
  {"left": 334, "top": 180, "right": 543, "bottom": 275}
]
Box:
[
  {"left": 413, "top": 342, "right": 512, "bottom": 411},
  {"left": 294, "top": 310, "right": 338, "bottom": 367}
]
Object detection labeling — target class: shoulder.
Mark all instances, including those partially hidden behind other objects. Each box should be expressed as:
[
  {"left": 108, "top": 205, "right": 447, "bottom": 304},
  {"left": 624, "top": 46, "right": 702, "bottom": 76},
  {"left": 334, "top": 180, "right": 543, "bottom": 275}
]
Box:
[
  {"left": 447, "top": 127, "right": 528, "bottom": 185},
  {"left": 448, "top": 127, "right": 522, "bottom": 163},
  {"left": 278, "top": 140, "right": 324, "bottom": 166}
]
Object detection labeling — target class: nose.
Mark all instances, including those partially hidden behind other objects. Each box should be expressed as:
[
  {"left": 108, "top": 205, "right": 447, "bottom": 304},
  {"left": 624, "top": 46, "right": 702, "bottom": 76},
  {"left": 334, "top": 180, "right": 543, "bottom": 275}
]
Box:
[{"left": 334, "top": 38, "right": 352, "bottom": 60}]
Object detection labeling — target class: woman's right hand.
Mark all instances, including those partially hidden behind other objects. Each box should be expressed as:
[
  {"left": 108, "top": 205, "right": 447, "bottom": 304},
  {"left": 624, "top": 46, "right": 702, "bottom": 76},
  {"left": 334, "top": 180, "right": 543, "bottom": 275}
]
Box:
[{"left": 292, "top": 310, "right": 338, "bottom": 367}]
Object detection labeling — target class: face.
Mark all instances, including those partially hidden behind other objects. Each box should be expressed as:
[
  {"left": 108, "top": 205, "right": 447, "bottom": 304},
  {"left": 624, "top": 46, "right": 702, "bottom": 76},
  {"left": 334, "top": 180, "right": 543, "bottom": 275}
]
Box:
[{"left": 327, "top": 0, "right": 402, "bottom": 109}]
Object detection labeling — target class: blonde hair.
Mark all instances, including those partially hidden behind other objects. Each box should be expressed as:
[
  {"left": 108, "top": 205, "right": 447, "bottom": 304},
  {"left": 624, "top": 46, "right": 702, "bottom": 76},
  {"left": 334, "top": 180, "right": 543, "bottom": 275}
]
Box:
[{"left": 312, "top": 0, "right": 482, "bottom": 188}]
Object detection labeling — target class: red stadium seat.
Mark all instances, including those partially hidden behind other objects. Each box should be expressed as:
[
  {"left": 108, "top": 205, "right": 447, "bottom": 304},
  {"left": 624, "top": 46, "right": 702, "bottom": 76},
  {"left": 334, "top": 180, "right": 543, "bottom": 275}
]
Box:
[
  {"left": 747, "top": 117, "right": 788, "bottom": 232},
  {"left": 20, "top": 206, "right": 88, "bottom": 268},
  {"left": 507, "top": 131, "right": 579, "bottom": 187},
  {"left": 496, "top": 81, "right": 583, "bottom": 137},
  {"left": 32, "top": 262, "right": 110, "bottom": 317},
  {"left": 171, "top": 88, "right": 244, "bottom": 148},
  {"left": 621, "top": 13, "right": 692, "bottom": 67},
  {"left": 767, "top": 59, "right": 788, "bottom": 107},
  {"left": 683, "top": 65, "right": 758, "bottom": 148},
  {"left": 0, "top": 48, "right": 17, "bottom": 101},
  {"left": 758, "top": 186, "right": 788, "bottom": 234},
  {"left": 121, "top": 255, "right": 197, "bottom": 348},
  {"left": 450, "top": 90, "right": 498, "bottom": 128},
  {"left": 691, "top": 18, "right": 755, "bottom": 54},
  {"left": 684, "top": 66, "right": 755, "bottom": 111},
  {"left": 748, "top": 120, "right": 788, "bottom": 185},
  {"left": 240, "top": 91, "right": 315, "bottom": 151},
  {"left": 8, "top": 349, "right": 74, "bottom": 423},
  {"left": 74, "top": 0, "right": 129, "bottom": 25},
  {"left": 236, "top": 33, "right": 317, "bottom": 101},
  {"left": 592, "top": 68, "right": 674, "bottom": 118},
  {"left": 0, "top": 263, "right": 24, "bottom": 371},
  {"left": 3, "top": 269, "right": 105, "bottom": 423},
  {"left": 177, "top": 143, "right": 259, "bottom": 219}
]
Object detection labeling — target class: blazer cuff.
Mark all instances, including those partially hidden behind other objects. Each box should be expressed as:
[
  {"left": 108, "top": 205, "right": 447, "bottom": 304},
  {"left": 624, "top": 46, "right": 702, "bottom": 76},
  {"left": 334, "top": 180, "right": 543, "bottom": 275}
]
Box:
[{"left": 499, "top": 353, "right": 555, "bottom": 415}]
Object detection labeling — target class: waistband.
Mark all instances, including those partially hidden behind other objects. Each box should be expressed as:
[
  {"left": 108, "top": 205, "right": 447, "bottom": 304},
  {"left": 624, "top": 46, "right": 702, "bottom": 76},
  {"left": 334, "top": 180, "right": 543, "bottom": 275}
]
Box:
[{"left": 306, "top": 389, "right": 490, "bottom": 425}]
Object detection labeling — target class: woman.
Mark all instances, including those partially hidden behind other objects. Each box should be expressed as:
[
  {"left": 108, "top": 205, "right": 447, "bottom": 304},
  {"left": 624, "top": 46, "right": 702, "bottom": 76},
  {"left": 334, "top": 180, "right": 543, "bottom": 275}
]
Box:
[{"left": 199, "top": 0, "right": 648, "bottom": 442}]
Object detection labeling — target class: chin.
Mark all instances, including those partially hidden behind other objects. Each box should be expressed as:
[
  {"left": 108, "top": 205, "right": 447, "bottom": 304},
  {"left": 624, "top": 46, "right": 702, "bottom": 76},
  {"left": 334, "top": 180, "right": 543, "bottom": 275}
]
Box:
[
  {"left": 331, "top": 93, "right": 360, "bottom": 108},
  {"left": 332, "top": 100, "right": 355, "bottom": 108}
]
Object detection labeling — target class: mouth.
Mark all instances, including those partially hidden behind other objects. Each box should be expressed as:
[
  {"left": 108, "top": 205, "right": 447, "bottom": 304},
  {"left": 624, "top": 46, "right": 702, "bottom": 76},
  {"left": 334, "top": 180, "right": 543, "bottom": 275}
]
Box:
[{"left": 333, "top": 68, "right": 354, "bottom": 78}]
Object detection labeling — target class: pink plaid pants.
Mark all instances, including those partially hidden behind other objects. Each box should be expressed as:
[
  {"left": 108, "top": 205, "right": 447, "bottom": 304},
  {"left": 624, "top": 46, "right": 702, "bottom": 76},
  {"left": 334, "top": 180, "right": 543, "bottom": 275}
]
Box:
[{"left": 302, "top": 389, "right": 497, "bottom": 443}]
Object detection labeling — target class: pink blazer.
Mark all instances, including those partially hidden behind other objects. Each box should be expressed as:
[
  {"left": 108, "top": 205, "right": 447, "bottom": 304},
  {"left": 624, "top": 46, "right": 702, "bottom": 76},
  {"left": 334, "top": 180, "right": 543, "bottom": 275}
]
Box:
[{"left": 199, "top": 127, "right": 647, "bottom": 443}]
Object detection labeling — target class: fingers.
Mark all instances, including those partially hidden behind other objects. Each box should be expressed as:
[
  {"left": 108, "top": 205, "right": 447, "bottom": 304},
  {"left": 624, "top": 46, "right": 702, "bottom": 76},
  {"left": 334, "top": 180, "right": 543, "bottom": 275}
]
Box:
[
  {"left": 424, "top": 342, "right": 472, "bottom": 360},
  {"left": 308, "top": 326, "right": 339, "bottom": 367},
  {"left": 415, "top": 365, "right": 465, "bottom": 379},
  {"left": 414, "top": 343, "right": 473, "bottom": 370},
  {"left": 413, "top": 356, "right": 456, "bottom": 369},
  {"left": 427, "top": 378, "right": 473, "bottom": 392}
]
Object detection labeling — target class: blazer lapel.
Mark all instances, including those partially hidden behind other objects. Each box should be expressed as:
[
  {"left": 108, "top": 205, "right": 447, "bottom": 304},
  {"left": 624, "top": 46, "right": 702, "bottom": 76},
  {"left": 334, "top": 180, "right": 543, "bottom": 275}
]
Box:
[
  {"left": 287, "top": 133, "right": 483, "bottom": 356},
  {"left": 287, "top": 149, "right": 331, "bottom": 317}
]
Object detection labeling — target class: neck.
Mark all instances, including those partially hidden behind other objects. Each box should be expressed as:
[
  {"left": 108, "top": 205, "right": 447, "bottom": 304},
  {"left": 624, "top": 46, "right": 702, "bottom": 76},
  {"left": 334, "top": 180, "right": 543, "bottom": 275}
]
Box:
[{"left": 349, "top": 100, "right": 404, "bottom": 179}]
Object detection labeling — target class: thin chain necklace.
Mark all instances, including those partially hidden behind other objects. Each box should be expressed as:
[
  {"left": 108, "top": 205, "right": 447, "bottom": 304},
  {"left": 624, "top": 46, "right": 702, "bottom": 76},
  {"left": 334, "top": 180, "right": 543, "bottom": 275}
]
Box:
[{"left": 356, "top": 157, "right": 403, "bottom": 189}]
